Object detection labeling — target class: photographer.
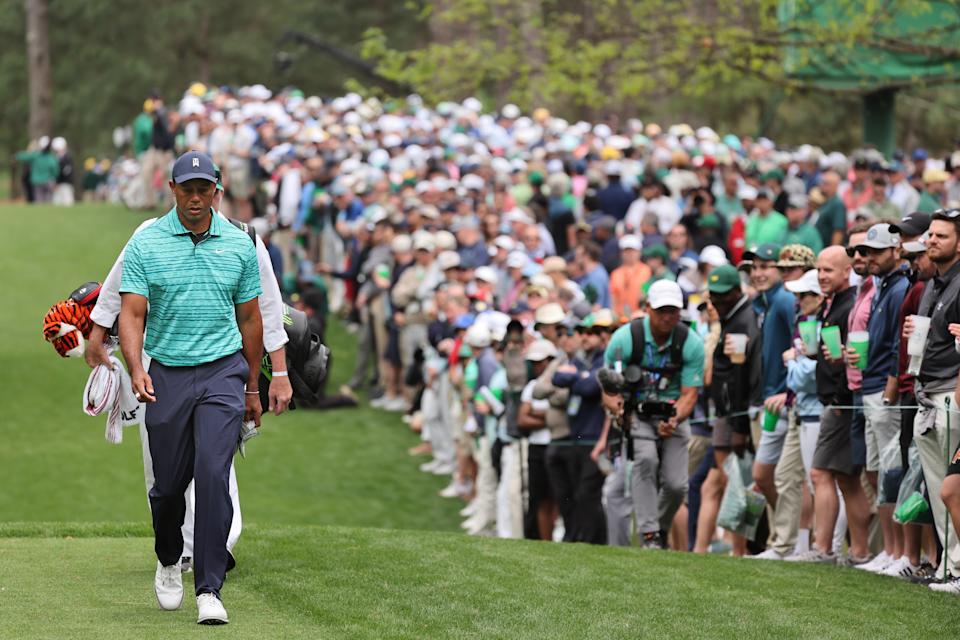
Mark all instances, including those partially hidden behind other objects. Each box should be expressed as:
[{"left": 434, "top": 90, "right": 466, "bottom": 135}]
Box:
[{"left": 601, "top": 281, "right": 705, "bottom": 548}]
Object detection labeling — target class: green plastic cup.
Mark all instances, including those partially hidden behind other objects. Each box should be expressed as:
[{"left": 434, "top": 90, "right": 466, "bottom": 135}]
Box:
[
  {"left": 848, "top": 330, "right": 869, "bottom": 370},
  {"left": 821, "top": 325, "right": 842, "bottom": 359},
  {"left": 798, "top": 319, "right": 819, "bottom": 356},
  {"left": 762, "top": 407, "right": 780, "bottom": 432}
]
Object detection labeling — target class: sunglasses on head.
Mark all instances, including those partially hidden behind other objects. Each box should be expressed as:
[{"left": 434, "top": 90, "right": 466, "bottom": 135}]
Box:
[{"left": 932, "top": 208, "right": 960, "bottom": 220}]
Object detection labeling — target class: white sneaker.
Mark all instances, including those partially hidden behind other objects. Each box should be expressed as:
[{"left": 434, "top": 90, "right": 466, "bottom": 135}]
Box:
[
  {"left": 784, "top": 548, "right": 836, "bottom": 564},
  {"left": 854, "top": 551, "right": 891, "bottom": 572},
  {"left": 461, "top": 514, "right": 490, "bottom": 531},
  {"left": 880, "top": 556, "right": 920, "bottom": 579},
  {"left": 154, "top": 561, "right": 183, "bottom": 611},
  {"left": 196, "top": 593, "right": 229, "bottom": 625},
  {"left": 419, "top": 460, "right": 441, "bottom": 473},
  {"left": 929, "top": 576, "right": 960, "bottom": 595},
  {"left": 370, "top": 396, "right": 388, "bottom": 408},
  {"left": 383, "top": 397, "right": 408, "bottom": 412},
  {"left": 439, "top": 481, "right": 468, "bottom": 498},
  {"left": 431, "top": 461, "right": 456, "bottom": 476},
  {"left": 459, "top": 502, "right": 478, "bottom": 518},
  {"left": 747, "top": 548, "right": 784, "bottom": 561}
]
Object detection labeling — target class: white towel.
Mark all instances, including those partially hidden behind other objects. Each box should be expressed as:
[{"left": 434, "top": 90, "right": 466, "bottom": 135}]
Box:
[{"left": 82, "top": 356, "right": 141, "bottom": 444}]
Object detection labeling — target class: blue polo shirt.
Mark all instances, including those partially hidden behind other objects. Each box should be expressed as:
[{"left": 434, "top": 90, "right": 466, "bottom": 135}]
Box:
[{"left": 120, "top": 208, "right": 262, "bottom": 367}]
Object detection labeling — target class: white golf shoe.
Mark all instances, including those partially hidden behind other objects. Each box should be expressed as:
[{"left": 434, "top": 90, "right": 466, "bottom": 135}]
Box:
[
  {"left": 154, "top": 561, "right": 183, "bottom": 611},
  {"left": 197, "top": 593, "right": 229, "bottom": 625}
]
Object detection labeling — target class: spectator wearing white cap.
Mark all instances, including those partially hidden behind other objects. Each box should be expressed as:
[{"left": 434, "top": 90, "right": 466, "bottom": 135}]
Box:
[
  {"left": 624, "top": 174, "right": 683, "bottom": 237},
  {"left": 609, "top": 235, "right": 652, "bottom": 322},
  {"left": 500, "top": 251, "right": 531, "bottom": 313},
  {"left": 602, "top": 280, "right": 705, "bottom": 548},
  {"left": 519, "top": 339, "right": 560, "bottom": 540}
]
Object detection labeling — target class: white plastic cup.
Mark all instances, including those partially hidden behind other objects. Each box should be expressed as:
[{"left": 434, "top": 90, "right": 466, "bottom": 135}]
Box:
[
  {"left": 907, "top": 315, "right": 931, "bottom": 357},
  {"left": 728, "top": 333, "right": 748, "bottom": 364},
  {"left": 907, "top": 315, "right": 931, "bottom": 376}
]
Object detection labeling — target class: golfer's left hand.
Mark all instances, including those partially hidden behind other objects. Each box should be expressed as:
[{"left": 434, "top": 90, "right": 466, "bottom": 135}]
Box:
[
  {"left": 268, "top": 375, "right": 293, "bottom": 415},
  {"left": 245, "top": 393, "right": 263, "bottom": 427}
]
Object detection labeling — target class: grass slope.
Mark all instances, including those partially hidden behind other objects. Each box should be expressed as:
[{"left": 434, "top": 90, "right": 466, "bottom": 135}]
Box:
[
  {"left": 1, "top": 523, "right": 958, "bottom": 640},
  {"left": 0, "top": 203, "right": 459, "bottom": 532}
]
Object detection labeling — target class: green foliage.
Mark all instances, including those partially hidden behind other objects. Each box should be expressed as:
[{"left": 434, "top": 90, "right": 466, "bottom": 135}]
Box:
[
  {"left": 361, "top": 0, "right": 960, "bottom": 151},
  {"left": 0, "top": 0, "right": 426, "bottom": 160}
]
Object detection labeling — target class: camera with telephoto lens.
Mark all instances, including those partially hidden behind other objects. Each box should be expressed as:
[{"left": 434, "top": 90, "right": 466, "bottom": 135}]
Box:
[{"left": 599, "top": 365, "right": 677, "bottom": 420}]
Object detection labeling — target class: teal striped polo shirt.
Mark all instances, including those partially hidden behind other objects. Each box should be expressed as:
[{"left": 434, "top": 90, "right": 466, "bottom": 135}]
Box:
[{"left": 120, "top": 208, "right": 262, "bottom": 367}]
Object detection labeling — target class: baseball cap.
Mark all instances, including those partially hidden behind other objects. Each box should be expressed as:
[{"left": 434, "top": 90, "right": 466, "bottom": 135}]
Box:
[
  {"left": 784, "top": 269, "right": 822, "bottom": 295},
  {"left": 474, "top": 266, "right": 498, "bottom": 284},
  {"left": 698, "top": 245, "right": 728, "bottom": 267},
  {"left": 619, "top": 235, "right": 642, "bottom": 252},
  {"left": 648, "top": 280, "right": 684, "bottom": 310},
  {"left": 901, "top": 232, "right": 928, "bottom": 254},
  {"left": 579, "top": 308, "right": 616, "bottom": 328},
  {"left": 391, "top": 234, "right": 413, "bottom": 253},
  {"left": 542, "top": 256, "right": 567, "bottom": 274},
  {"left": 923, "top": 168, "right": 950, "bottom": 184},
  {"left": 172, "top": 151, "right": 217, "bottom": 184},
  {"left": 776, "top": 244, "right": 816, "bottom": 269},
  {"left": 437, "top": 251, "right": 462, "bottom": 271},
  {"left": 893, "top": 211, "right": 931, "bottom": 237},
  {"left": 913, "top": 148, "right": 929, "bottom": 161},
  {"left": 525, "top": 339, "right": 558, "bottom": 362},
  {"left": 506, "top": 251, "right": 528, "bottom": 270},
  {"left": 787, "top": 192, "right": 808, "bottom": 209},
  {"left": 413, "top": 232, "right": 435, "bottom": 252},
  {"left": 534, "top": 302, "right": 566, "bottom": 326},
  {"left": 742, "top": 243, "right": 780, "bottom": 262},
  {"left": 464, "top": 324, "right": 491, "bottom": 348},
  {"left": 857, "top": 223, "right": 900, "bottom": 250},
  {"left": 738, "top": 185, "right": 758, "bottom": 201},
  {"left": 642, "top": 244, "right": 669, "bottom": 262},
  {"left": 706, "top": 264, "right": 741, "bottom": 294}
]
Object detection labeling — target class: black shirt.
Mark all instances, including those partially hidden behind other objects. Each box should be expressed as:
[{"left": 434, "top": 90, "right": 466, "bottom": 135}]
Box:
[
  {"left": 711, "top": 296, "right": 762, "bottom": 434},
  {"left": 917, "top": 260, "right": 960, "bottom": 384},
  {"left": 816, "top": 286, "right": 856, "bottom": 405}
]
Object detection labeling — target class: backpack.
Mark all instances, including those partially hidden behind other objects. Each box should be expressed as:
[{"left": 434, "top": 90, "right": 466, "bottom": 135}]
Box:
[{"left": 627, "top": 318, "right": 689, "bottom": 380}]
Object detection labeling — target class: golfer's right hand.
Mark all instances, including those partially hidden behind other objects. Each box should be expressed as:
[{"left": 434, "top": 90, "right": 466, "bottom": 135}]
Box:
[{"left": 131, "top": 370, "right": 156, "bottom": 403}]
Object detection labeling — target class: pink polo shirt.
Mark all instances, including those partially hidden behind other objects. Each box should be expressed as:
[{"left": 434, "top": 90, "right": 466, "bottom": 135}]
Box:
[{"left": 846, "top": 277, "right": 875, "bottom": 392}]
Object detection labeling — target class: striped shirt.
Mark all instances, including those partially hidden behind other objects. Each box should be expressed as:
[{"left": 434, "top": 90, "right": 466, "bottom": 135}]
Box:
[{"left": 120, "top": 208, "right": 261, "bottom": 367}]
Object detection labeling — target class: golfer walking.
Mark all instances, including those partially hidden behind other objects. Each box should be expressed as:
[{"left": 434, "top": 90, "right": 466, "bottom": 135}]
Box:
[{"left": 119, "top": 150, "right": 263, "bottom": 625}]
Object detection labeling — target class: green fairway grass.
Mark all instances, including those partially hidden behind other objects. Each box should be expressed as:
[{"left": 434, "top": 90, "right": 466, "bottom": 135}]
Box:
[
  {"left": 1, "top": 523, "right": 958, "bottom": 640},
  {"left": 3, "top": 203, "right": 959, "bottom": 638}
]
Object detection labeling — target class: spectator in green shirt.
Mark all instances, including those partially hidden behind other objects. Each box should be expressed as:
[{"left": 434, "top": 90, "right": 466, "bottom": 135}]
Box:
[
  {"left": 745, "top": 189, "right": 788, "bottom": 248},
  {"left": 814, "top": 170, "right": 847, "bottom": 247},
  {"left": 133, "top": 99, "right": 155, "bottom": 158},
  {"left": 15, "top": 137, "right": 60, "bottom": 203},
  {"left": 783, "top": 193, "right": 823, "bottom": 254}
]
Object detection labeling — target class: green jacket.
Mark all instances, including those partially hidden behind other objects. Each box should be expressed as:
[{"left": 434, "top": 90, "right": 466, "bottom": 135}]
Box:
[
  {"left": 16, "top": 150, "right": 60, "bottom": 185},
  {"left": 133, "top": 112, "right": 154, "bottom": 156}
]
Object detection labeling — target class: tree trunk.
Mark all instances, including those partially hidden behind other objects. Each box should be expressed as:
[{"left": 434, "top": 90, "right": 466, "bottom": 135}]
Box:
[{"left": 24, "top": 0, "right": 52, "bottom": 140}]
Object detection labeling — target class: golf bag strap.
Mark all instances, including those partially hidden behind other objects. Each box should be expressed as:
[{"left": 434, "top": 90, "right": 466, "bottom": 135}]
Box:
[{"left": 227, "top": 218, "right": 257, "bottom": 245}]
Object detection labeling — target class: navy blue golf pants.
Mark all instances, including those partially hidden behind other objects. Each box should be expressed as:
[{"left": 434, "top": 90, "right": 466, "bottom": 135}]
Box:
[{"left": 145, "top": 351, "right": 246, "bottom": 598}]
